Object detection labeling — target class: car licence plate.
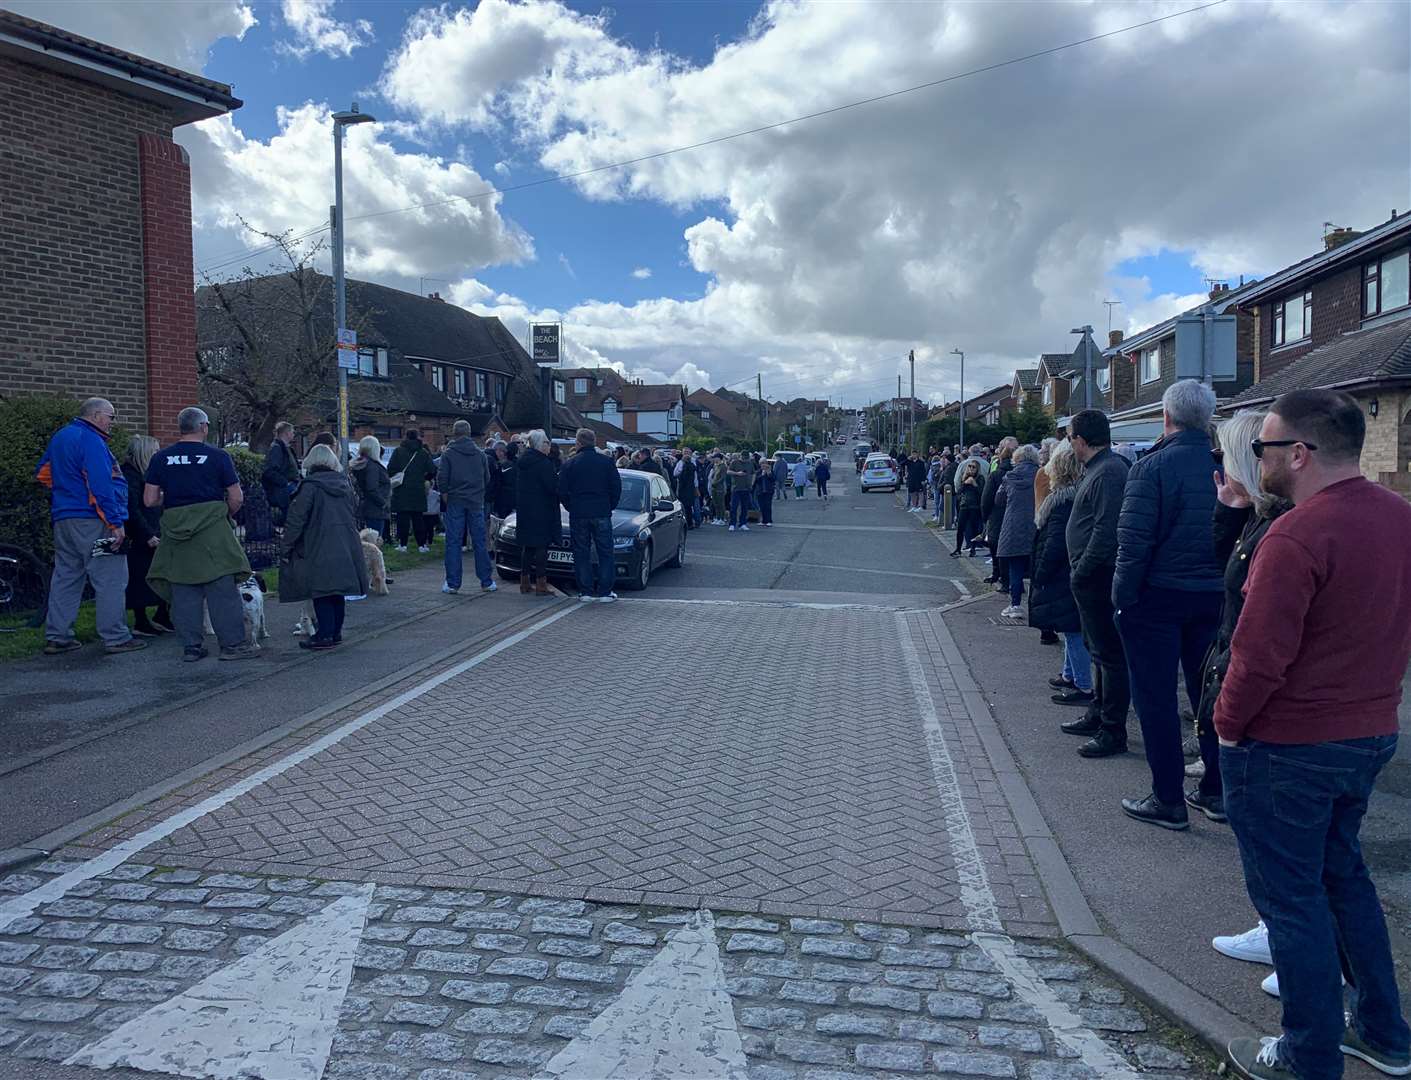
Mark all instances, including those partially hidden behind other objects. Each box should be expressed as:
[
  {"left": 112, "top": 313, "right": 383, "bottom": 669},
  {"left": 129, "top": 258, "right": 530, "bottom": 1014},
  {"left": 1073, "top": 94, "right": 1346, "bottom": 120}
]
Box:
[{"left": 547, "top": 550, "right": 574, "bottom": 564}]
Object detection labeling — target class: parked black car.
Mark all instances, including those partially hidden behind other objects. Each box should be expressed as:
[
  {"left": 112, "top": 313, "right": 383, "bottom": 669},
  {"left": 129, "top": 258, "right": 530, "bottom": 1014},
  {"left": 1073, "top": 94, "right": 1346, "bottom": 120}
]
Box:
[{"left": 494, "top": 469, "right": 686, "bottom": 591}]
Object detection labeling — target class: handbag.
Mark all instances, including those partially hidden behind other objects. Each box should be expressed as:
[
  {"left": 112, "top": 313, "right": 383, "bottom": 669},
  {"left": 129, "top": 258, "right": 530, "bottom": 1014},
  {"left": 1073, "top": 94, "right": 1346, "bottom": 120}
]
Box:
[{"left": 389, "top": 470, "right": 406, "bottom": 489}]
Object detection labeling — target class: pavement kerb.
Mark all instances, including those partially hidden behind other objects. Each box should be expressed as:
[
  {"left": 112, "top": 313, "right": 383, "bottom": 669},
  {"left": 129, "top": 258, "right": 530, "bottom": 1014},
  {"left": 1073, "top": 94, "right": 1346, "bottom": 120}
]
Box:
[
  {"left": 0, "top": 592, "right": 573, "bottom": 874},
  {"left": 0, "top": 571, "right": 481, "bottom": 781},
  {"left": 924, "top": 594, "right": 1250, "bottom": 1056}
]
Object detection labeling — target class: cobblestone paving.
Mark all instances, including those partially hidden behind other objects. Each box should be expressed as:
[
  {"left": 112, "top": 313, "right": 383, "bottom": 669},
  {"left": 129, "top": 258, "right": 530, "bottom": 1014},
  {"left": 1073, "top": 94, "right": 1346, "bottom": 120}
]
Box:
[
  {"left": 73, "top": 604, "right": 1049, "bottom": 932},
  {"left": 0, "top": 863, "right": 1212, "bottom": 1078}
]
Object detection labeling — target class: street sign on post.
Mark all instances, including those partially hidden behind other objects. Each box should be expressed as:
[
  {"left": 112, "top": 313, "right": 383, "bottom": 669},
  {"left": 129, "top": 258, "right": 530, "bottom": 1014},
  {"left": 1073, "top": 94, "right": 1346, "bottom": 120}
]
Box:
[
  {"left": 531, "top": 323, "right": 560, "bottom": 365},
  {"left": 1175, "top": 314, "right": 1237, "bottom": 382},
  {"left": 336, "top": 328, "right": 358, "bottom": 371}
]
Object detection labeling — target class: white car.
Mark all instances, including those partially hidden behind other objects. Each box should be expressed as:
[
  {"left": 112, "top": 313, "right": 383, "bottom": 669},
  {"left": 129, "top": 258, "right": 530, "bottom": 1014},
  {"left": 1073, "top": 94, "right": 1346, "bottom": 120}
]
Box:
[{"left": 859, "top": 452, "right": 899, "bottom": 492}]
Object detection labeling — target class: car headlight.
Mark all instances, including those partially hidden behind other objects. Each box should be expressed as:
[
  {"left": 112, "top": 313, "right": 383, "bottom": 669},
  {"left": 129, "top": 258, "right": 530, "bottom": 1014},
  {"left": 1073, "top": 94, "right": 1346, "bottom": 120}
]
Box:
[
  {"left": 499, "top": 523, "right": 516, "bottom": 541},
  {"left": 613, "top": 534, "right": 637, "bottom": 550}
]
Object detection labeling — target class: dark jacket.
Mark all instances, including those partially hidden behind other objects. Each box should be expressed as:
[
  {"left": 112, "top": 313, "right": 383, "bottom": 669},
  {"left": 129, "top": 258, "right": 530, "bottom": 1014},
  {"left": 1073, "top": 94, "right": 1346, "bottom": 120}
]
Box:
[
  {"left": 1065, "top": 447, "right": 1130, "bottom": 589},
  {"left": 349, "top": 456, "right": 391, "bottom": 520},
  {"left": 1194, "top": 499, "right": 1291, "bottom": 733},
  {"left": 437, "top": 437, "right": 491, "bottom": 509},
  {"left": 1112, "top": 428, "right": 1223, "bottom": 611},
  {"left": 559, "top": 447, "right": 622, "bottom": 519},
  {"left": 491, "top": 457, "right": 518, "bottom": 518},
  {"left": 1028, "top": 486, "right": 1081, "bottom": 633},
  {"left": 278, "top": 469, "right": 369, "bottom": 602},
  {"left": 981, "top": 459, "right": 1013, "bottom": 545},
  {"left": 815, "top": 458, "right": 830, "bottom": 482},
  {"left": 675, "top": 457, "right": 697, "bottom": 498},
  {"left": 261, "top": 439, "right": 299, "bottom": 510},
  {"left": 955, "top": 473, "right": 982, "bottom": 510},
  {"left": 514, "top": 448, "right": 560, "bottom": 549},
  {"left": 636, "top": 456, "right": 663, "bottom": 477},
  {"left": 905, "top": 459, "right": 926, "bottom": 490},
  {"left": 387, "top": 438, "right": 434, "bottom": 513},
  {"left": 122, "top": 462, "right": 162, "bottom": 609},
  {"left": 995, "top": 460, "right": 1039, "bottom": 558}
]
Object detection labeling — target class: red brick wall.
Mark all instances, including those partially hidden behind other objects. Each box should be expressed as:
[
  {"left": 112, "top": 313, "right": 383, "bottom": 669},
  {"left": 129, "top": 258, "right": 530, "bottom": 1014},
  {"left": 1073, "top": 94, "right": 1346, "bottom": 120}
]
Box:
[
  {"left": 1258, "top": 265, "right": 1362, "bottom": 381},
  {"left": 138, "top": 134, "right": 198, "bottom": 442},
  {"left": 0, "top": 56, "right": 174, "bottom": 429}
]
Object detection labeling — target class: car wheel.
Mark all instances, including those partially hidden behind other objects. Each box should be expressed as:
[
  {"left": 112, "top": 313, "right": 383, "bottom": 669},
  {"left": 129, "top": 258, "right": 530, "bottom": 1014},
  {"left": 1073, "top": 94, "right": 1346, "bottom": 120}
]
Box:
[
  {"left": 623, "top": 545, "right": 652, "bottom": 591},
  {"left": 665, "top": 531, "right": 685, "bottom": 569}
]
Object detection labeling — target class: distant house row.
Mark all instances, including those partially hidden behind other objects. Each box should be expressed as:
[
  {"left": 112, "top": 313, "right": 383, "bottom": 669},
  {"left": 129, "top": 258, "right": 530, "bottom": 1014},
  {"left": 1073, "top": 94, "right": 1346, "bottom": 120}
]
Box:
[{"left": 935, "top": 214, "right": 1411, "bottom": 492}]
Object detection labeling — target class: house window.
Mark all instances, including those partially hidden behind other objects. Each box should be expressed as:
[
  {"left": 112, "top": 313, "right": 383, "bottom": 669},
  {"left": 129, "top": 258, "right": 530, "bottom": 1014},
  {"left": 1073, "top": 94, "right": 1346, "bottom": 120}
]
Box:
[
  {"left": 495, "top": 377, "right": 506, "bottom": 404},
  {"left": 452, "top": 368, "right": 467, "bottom": 397},
  {"left": 430, "top": 365, "right": 445, "bottom": 392},
  {"left": 1141, "top": 346, "right": 1161, "bottom": 384},
  {"left": 475, "top": 372, "right": 487, "bottom": 399},
  {"left": 356, "top": 348, "right": 375, "bottom": 377},
  {"left": 700, "top": 409, "right": 711, "bottom": 421},
  {"left": 1272, "top": 290, "right": 1312, "bottom": 346},
  {"left": 1042, "top": 381, "right": 1053, "bottom": 405},
  {"left": 553, "top": 380, "right": 565, "bottom": 405},
  {"left": 1096, "top": 363, "right": 1111, "bottom": 392},
  {"left": 573, "top": 378, "right": 588, "bottom": 395},
  {"left": 1364, "top": 249, "right": 1410, "bottom": 317}
]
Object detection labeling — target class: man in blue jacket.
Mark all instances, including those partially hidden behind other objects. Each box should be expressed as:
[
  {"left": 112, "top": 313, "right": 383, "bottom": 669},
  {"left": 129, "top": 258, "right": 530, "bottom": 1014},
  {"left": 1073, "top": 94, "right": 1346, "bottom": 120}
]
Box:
[
  {"left": 1113, "top": 380, "right": 1224, "bottom": 830},
  {"left": 35, "top": 398, "right": 144, "bottom": 655},
  {"left": 559, "top": 428, "right": 622, "bottom": 602}
]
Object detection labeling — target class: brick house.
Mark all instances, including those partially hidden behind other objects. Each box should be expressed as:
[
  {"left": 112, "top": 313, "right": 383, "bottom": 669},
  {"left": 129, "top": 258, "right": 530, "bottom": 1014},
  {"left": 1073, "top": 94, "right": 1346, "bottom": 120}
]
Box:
[
  {"left": 1036, "top": 354, "right": 1077, "bottom": 417},
  {"left": 559, "top": 369, "right": 685, "bottom": 440},
  {"left": 960, "top": 384, "right": 1017, "bottom": 426},
  {"left": 1223, "top": 213, "right": 1411, "bottom": 494},
  {"left": 1012, "top": 368, "right": 1041, "bottom": 408},
  {"left": 0, "top": 10, "right": 241, "bottom": 440},
  {"left": 197, "top": 273, "right": 595, "bottom": 451},
  {"left": 1099, "top": 282, "right": 1258, "bottom": 423},
  {"left": 686, "top": 388, "right": 750, "bottom": 436}
]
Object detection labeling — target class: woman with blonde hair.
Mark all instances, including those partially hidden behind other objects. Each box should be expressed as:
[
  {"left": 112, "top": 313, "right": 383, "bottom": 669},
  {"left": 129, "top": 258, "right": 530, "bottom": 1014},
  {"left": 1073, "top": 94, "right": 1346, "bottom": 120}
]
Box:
[
  {"left": 278, "top": 444, "right": 369, "bottom": 651},
  {"left": 349, "top": 434, "right": 391, "bottom": 537},
  {"left": 121, "top": 434, "right": 172, "bottom": 636},
  {"left": 1029, "top": 440, "right": 1093, "bottom": 705}
]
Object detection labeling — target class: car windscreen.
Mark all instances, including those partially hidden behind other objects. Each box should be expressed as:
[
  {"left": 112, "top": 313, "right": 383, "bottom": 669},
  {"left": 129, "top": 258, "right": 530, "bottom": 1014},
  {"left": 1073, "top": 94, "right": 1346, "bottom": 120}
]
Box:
[{"left": 618, "top": 475, "right": 649, "bottom": 512}]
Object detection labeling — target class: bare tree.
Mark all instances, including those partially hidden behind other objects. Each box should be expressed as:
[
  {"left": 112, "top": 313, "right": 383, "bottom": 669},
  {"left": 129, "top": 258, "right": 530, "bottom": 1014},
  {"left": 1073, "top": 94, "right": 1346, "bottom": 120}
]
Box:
[{"left": 197, "top": 224, "right": 349, "bottom": 451}]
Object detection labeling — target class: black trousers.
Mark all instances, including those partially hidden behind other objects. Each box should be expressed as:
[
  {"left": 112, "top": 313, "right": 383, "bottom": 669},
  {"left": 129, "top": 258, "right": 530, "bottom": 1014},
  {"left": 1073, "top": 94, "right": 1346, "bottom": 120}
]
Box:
[
  {"left": 522, "top": 546, "right": 549, "bottom": 579},
  {"left": 396, "top": 510, "right": 431, "bottom": 548},
  {"left": 1072, "top": 573, "right": 1129, "bottom": 742},
  {"left": 312, "top": 595, "right": 345, "bottom": 643},
  {"left": 953, "top": 507, "right": 982, "bottom": 553}
]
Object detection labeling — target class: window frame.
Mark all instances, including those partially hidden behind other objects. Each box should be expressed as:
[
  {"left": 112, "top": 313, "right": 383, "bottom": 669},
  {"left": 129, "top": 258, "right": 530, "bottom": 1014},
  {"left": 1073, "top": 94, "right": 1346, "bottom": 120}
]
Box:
[
  {"left": 1364, "top": 248, "right": 1410, "bottom": 318},
  {"left": 430, "top": 364, "right": 445, "bottom": 392},
  {"left": 475, "top": 372, "right": 488, "bottom": 399},
  {"left": 1140, "top": 345, "right": 1161, "bottom": 384},
  {"left": 553, "top": 380, "right": 565, "bottom": 405},
  {"left": 573, "top": 378, "right": 588, "bottom": 395},
  {"left": 1096, "top": 362, "right": 1111, "bottom": 393},
  {"left": 1042, "top": 380, "right": 1053, "bottom": 405},
  {"left": 452, "top": 368, "right": 467, "bottom": 397},
  {"left": 1272, "top": 290, "right": 1312, "bottom": 347}
]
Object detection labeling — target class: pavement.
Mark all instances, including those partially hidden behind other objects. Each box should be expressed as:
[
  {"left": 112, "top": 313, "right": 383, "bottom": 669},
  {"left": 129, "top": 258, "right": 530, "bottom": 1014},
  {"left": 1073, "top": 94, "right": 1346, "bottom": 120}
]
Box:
[{"left": 0, "top": 443, "right": 1397, "bottom": 1079}]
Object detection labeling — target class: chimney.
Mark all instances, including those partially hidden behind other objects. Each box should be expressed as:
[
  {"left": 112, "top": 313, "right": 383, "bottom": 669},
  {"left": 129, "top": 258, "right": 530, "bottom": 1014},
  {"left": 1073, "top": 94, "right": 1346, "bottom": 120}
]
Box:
[
  {"left": 428, "top": 291, "right": 444, "bottom": 301},
  {"left": 1323, "top": 226, "right": 1363, "bottom": 252},
  {"left": 1208, "top": 282, "right": 1230, "bottom": 301},
  {"left": 1108, "top": 329, "right": 1124, "bottom": 348}
]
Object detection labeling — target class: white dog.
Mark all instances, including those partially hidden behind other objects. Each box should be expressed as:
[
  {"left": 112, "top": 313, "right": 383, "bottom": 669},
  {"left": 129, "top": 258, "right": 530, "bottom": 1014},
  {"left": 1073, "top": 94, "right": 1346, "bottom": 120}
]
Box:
[{"left": 204, "top": 573, "right": 270, "bottom": 645}]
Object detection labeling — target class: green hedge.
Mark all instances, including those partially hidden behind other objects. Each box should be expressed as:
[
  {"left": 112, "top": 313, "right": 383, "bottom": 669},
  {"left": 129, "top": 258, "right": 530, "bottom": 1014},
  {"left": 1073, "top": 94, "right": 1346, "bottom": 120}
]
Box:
[
  {"left": 226, "top": 445, "right": 265, "bottom": 490},
  {"left": 0, "top": 396, "right": 130, "bottom": 566}
]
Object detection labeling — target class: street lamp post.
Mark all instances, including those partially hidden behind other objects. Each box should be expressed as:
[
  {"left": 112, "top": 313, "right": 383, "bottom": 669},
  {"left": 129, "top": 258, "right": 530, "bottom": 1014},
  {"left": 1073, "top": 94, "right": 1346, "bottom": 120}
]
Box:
[
  {"left": 950, "top": 348, "right": 965, "bottom": 451},
  {"left": 331, "top": 103, "right": 375, "bottom": 449}
]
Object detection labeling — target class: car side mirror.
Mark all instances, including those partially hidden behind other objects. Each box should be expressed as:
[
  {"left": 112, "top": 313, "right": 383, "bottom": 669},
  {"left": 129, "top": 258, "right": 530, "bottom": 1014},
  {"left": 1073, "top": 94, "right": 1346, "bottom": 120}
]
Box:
[{"left": 653, "top": 498, "right": 675, "bottom": 513}]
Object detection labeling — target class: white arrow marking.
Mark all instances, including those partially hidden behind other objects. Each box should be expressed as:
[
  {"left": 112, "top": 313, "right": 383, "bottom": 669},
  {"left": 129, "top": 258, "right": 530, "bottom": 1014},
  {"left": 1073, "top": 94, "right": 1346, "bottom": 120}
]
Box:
[
  {"left": 66, "top": 887, "right": 373, "bottom": 1080},
  {"left": 534, "top": 909, "right": 747, "bottom": 1080}
]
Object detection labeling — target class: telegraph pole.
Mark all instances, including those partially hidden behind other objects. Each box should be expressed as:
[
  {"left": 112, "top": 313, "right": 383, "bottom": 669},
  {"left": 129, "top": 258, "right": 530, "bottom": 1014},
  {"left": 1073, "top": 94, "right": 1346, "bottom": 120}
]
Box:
[
  {"left": 757, "top": 373, "right": 766, "bottom": 449},
  {"left": 908, "top": 349, "right": 916, "bottom": 451},
  {"left": 331, "top": 103, "right": 375, "bottom": 450},
  {"left": 951, "top": 348, "right": 965, "bottom": 451}
]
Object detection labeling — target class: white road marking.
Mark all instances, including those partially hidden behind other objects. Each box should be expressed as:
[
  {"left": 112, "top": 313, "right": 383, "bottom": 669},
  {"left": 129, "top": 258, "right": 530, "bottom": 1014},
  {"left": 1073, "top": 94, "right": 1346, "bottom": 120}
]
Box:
[
  {"left": 894, "top": 612, "right": 1002, "bottom": 932},
  {"left": 0, "top": 606, "right": 579, "bottom": 932},
  {"left": 66, "top": 887, "right": 373, "bottom": 1080},
  {"left": 534, "top": 909, "right": 747, "bottom": 1080},
  {"left": 764, "top": 523, "right": 913, "bottom": 532},
  {"left": 617, "top": 596, "right": 911, "bottom": 613},
  {"left": 949, "top": 577, "right": 972, "bottom": 597},
  {"left": 974, "top": 933, "right": 1141, "bottom": 1080}
]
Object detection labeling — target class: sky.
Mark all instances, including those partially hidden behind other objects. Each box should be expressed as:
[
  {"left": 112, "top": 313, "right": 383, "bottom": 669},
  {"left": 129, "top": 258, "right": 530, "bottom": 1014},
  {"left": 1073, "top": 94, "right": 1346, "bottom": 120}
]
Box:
[{"left": 13, "top": 0, "right": 1410, "bottom": 407}]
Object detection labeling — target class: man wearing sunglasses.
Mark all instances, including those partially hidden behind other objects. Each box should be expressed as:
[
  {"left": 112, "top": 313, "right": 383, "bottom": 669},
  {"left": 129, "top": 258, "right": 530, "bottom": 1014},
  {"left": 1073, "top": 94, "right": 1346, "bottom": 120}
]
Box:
[{"left": 1215, "top": 389, "right": 1411, "bottom": 1080}]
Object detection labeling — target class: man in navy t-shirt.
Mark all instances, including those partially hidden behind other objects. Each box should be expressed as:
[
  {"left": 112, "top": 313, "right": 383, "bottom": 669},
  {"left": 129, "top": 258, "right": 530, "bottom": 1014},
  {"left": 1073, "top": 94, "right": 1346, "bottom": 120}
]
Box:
[{"left": 143, "top": 407, "right": 255, "bottom": 662}]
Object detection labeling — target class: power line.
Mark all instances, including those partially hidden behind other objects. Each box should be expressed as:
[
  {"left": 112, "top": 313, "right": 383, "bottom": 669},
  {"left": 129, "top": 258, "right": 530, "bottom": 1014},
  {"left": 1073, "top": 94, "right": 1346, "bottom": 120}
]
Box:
[{"left": 197, "top": 0, "right": 1223, "bottom": 274}]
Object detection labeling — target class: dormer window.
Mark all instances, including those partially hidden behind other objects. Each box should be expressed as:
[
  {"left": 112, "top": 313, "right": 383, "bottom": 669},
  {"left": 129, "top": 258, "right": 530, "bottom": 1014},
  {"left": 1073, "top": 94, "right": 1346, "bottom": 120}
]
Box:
[
  {"left": 1096, "top": 363, "right": 1111, "bottom": 393},
  {"left": 1042, "top": 380, "right": 1053, "bottom": 405},
  {"left": 1364, "top": 248, "right": 1409, "bottom": 318},
  {"left": 574, "top": 378, "right": 588, "bottom": 394}
]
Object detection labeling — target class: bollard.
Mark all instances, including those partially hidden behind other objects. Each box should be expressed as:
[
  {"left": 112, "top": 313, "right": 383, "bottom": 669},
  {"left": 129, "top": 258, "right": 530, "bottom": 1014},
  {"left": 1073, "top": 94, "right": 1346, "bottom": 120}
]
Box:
[{"left": 943, "top": 485, "right": 954, "bottom": 529}]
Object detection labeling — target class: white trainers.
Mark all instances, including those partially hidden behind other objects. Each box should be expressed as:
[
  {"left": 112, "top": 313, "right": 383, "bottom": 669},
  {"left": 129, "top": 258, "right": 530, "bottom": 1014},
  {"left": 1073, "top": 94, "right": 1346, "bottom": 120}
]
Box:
[
  {"left": 1000, "top": 605, "right": 1024, "bottom": 619},
  {"left": 740, "top": 525, "right": 750, "bottom": 532},
  {"left": 1213, "top": 922, "right": 1273, "bottom": 965},
  {"left": 1262, "top": 971, "right": 1279, "bottom": 998},
  {"left": 728, "top": 525, "right": 736, "bottom": 532},
  {"left": 396, "top": 545, "right": 408, "bottom": 553},
  {"left": 599, "top": 592, "right": 618, "bottom": 603},
  {"left": 440, "top": 582, "right": 459, "bottom": 594},
  {"left": 481, "top": 581, "right": 497, "bottom": 592},
  {"left": 418, "top": 545, "right": 431, "bottom": 554}
]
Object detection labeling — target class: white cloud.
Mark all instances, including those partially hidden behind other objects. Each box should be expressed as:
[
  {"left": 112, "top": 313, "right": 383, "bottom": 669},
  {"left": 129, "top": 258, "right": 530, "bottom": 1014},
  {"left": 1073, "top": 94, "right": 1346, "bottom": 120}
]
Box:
[
  {"left": 3, "top": 0, "right": 255, "bottom": 72},
  {"left": 277, "top": 0, "right": 372, "bottom": 59},
  {"left": 379, "top": 0, "right": 1409, "bottom": 404},
  {"left": 179, "top": 105, "right": 533, "bottom": 282},
  {"left": 631, "top": 267, "right": 652, "bottom": 279},
  {"left": 557, "top": 253, "right": 577, "bottom": 278}
]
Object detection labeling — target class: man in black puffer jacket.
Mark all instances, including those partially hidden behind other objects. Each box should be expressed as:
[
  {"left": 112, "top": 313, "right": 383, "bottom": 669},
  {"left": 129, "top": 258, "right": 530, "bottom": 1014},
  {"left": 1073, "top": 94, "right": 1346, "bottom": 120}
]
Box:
[{"left": 1112, "top": 380, "right": 1224, "bottom": 831}]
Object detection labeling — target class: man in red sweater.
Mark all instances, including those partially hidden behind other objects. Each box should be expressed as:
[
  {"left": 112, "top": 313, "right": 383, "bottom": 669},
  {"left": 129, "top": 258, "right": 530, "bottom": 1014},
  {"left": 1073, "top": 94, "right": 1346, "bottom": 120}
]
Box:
[{"left": 1216, "top": 390, "right": 1411, "bottom": 1080}]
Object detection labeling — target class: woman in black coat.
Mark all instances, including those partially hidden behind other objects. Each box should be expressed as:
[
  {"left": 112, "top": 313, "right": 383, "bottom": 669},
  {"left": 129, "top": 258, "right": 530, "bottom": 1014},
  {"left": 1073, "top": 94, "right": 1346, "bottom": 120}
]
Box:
[
  {"left": 121, "top": 435, "right": 171, "bottom": 635},
  {"left": 1188, "top": 411, "right": 1292, "bottom": 821},
  {"left": 1027, "top": 440, "right": 1092, "bottom": 705},
  {"left": 951, "top": 460, "right": 985, "bottom": 557},
  {"left": 980, "top": 441, "right": 1015, "bottom": 584},
  {"left": 514, "top": 432, "right": 560, "bottom": 595}
]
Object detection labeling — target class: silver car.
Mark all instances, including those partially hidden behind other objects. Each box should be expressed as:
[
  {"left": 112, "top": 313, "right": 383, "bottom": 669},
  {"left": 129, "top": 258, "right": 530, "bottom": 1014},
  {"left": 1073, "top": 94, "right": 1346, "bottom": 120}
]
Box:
[{"left": 859, "top": 452, "right": 899, "bottom": 492}]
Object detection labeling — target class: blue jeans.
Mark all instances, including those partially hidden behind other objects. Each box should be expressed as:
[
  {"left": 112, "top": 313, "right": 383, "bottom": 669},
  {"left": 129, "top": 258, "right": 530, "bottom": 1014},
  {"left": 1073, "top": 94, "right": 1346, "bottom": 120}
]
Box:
[
  {"left": 444, "top": 503, "right": 492, "bottom": 590},
  {"left": 1224, "top": 736, "right": 1407, "bottom": 1079},
  {"left": 1116, "top": 586, "right": 1221, "bottom": 806},
  {"left": 730, "top": 491, "right": 752, "bottom": 527},
  {"left": 1006, "top": 555, "right": 1029, "bottom": 607},
  {"left": 570, "top": 517, "right": 615, "bottom": 597},
  {"left": 364, "top": 516, "right": 385, "bottom": 538},
  {"left": 1062, "top": 632, "right": 1093, "bottom": 692}
]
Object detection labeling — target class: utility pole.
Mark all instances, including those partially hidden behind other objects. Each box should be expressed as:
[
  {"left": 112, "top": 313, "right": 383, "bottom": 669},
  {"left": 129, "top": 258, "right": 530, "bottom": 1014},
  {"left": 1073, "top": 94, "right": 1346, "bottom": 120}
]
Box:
[
  {"left": 896, "top": 374, "right": 902, "bottom": 450},
  {"left": 757, "top": 373, "right": 766, "bottom": 449},
  {"left": 951, "top": 349, "right": 965, "bottom": 451},
  {"left": 331, "top": 104, "right": 375, "bottom": 450},
  {"left": 908, "top": 349, "right": 916, "bottom": 451}
]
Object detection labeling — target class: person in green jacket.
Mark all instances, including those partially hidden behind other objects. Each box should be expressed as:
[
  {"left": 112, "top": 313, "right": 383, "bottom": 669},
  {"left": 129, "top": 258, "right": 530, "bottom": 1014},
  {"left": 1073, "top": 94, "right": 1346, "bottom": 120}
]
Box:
[
  {"left": 387, "top": 430, "right": 435, "bottom": 553},
  {"left": 143, "top": 407, "right": 257, "bottom": 663}
]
